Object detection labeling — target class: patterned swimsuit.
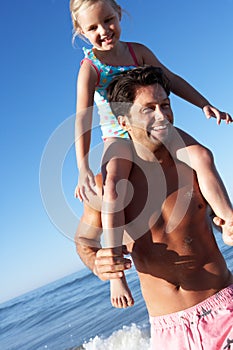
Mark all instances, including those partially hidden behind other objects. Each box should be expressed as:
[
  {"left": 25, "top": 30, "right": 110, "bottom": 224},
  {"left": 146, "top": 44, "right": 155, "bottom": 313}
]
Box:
[{"left": 81, "top": 43, "right": 139, "bottom": 139}]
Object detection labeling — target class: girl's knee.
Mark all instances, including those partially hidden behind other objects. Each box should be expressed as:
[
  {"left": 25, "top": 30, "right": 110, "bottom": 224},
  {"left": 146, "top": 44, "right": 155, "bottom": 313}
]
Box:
[
  {"left": 189, "top": 145, "right": 214, "bottom": 170},
  {"left": 197, "top": 145, "right": 213, "bottom": 164}
]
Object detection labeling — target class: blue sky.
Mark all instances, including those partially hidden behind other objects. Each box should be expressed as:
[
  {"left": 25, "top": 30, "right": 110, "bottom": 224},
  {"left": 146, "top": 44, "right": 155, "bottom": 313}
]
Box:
[{"left": 1, "top": 0, "right": 232, "bottom": 304}]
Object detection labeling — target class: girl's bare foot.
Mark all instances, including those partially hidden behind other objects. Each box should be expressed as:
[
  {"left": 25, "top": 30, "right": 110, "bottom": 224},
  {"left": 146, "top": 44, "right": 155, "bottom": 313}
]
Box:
[
  {"left": 110, "top": 274, "right": 134, "bottom": 308},
  {"left": 213, "top": 216, "right": 233, "bottom": 246},
  {"left": 222, "top": 221, "right": 233, "bottom": 246}
]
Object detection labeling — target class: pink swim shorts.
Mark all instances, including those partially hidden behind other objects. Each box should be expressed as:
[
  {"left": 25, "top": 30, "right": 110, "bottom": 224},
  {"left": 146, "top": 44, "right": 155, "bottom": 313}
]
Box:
[{"left": 149, "top": 284, "right": 233, "bottom": 350}]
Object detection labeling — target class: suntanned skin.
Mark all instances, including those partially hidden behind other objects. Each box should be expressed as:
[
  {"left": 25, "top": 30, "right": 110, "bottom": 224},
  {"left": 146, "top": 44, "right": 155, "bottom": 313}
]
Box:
[
  {"left": 76, "top": 153, "right": 233, "bottom": 314},
  {"left": 75, "top": 83, "right": 233, "bottom": 313},
  {"left": 124, "top": 152, "right": 232, "bottom": 316}
]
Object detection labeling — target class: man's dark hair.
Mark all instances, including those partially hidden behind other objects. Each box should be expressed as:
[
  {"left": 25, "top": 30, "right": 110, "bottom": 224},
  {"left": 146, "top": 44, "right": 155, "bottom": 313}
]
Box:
[{"left": 107, "top": 66, "right": 171, "bottom": 117}]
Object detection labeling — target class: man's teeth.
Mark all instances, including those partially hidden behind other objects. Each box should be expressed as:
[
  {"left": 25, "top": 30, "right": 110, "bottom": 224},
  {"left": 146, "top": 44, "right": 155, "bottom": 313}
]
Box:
[{"left": 152, "top": 125, "right": 167, "bottom": 130}]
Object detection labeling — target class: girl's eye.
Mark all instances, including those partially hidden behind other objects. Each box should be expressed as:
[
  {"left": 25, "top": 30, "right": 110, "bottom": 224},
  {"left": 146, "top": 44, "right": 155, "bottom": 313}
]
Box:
[
  {"left": 105, "top": 16, "right": 114, "bottom": 23},
  {"left": 89, "top": 25, "right": 97, "bottom": 31}
]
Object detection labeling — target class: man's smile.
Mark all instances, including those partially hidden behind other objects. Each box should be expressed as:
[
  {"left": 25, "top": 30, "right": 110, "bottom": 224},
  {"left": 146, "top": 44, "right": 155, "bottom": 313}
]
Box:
[{"left": 148, "top": 121, "right": 170, "bottom": 133}]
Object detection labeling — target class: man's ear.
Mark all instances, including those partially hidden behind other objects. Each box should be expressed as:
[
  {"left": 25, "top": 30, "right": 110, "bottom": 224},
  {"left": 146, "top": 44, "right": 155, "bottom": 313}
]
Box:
[{"left": 118, "top": 115, "right": 131, "bottom": 131}]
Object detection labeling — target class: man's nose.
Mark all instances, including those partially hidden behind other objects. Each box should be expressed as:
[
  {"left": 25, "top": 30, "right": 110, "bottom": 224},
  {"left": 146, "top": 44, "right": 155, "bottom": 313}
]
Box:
[{"left": 154, "top": 108, "right": 167, "bottom": 121}]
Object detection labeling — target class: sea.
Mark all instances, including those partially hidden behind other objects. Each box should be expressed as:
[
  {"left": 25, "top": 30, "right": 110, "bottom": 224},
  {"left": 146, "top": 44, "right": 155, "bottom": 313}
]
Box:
[{"left": 1, "top": 231, "right": 232, "bottom": 350}]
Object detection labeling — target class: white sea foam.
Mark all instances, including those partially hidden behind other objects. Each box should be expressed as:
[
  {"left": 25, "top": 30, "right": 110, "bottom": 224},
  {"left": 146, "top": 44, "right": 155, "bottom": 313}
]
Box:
[{"left": 83, "top": 323, "right": 150, "bottom": 350}]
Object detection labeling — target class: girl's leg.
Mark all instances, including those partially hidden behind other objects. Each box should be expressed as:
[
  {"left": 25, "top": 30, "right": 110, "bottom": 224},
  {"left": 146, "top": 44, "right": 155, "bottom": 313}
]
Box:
[
  {"left": 171, "top": 128, "right": 233, "bottom": 222},
  {"left": 101, "top": 138, "right": 134, "bottom": 308}
]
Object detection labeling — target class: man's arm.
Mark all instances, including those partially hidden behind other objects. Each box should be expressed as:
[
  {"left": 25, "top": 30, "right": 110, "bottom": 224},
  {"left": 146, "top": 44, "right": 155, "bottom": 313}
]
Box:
[
  {"left": 75, "top": 200, "right": 132, "bottom": 280},
  {"left": 76, "top": 242, "right": 100, "bottom": 275},
  {"left": 75, "top": 200, "right": 102, "bottom": 275}
]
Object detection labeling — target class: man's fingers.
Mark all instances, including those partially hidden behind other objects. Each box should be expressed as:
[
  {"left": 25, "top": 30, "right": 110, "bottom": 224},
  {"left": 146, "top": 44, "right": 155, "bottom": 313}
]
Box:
[
  {"left": 94, "top": 248, "right": 132, "bottom": 282},
  {"left": 95, "top": 262, "right": 125, "bottom": 281},
  {"left": 95, "top": 249, "right": 132, "bottom": 281},
  {"left": 96, "top": 248, "right": 122, "bottom": 258},
  {"left": 95, "top": 255, "right": 132, "bottom": 269},
  {"left": 100, "top": 271, "right": 124, "bottom": 280}
]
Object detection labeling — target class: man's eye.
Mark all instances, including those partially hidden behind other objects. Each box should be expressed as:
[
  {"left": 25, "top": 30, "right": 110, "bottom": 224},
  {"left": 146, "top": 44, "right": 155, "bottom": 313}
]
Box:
[{"left": 142, "top": 108, "right": 153, "bottom": 114}]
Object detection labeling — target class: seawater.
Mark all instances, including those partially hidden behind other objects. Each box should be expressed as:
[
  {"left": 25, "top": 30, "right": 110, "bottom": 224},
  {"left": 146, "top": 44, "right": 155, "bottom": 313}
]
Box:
[
  {"left": 0, "top": 266, "right": 149, "bottom": 350},
  {"left": 0, "top": 231, "right": 232, "bottom": 350}
]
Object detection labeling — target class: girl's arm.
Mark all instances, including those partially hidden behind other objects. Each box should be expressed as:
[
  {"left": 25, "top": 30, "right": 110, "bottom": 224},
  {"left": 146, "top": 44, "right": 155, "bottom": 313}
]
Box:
[
  {"left": 133, "top": 43, "right": 232, "bottom": 124},
  {"left": 75, "top": 60, "right": 98, "bottom": 201}
]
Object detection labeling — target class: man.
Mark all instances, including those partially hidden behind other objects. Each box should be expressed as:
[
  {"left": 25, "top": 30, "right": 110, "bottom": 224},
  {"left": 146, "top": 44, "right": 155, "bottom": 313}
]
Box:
[{"left": 75, "top": 66, "right": 233, "bottom": 349}]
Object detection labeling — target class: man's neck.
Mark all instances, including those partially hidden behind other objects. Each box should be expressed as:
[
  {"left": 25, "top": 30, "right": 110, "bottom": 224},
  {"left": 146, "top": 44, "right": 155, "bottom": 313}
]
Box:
[{"left": 132, "top": 141, "right": 172, "bottom": 165}]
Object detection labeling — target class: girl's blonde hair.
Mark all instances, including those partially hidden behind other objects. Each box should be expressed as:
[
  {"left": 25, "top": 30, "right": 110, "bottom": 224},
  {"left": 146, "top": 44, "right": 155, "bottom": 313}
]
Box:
[{"left": 70, "top": 0, "right": 122, "bottom": 40}]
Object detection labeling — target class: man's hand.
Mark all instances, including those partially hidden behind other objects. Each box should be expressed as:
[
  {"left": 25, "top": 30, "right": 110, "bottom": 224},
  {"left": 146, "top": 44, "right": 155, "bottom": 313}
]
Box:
[
  {"left": 94, "top": 247, "right": 132, "bottom": 281},
  {"left": 213, "top": 216, "right": 233, "bottom": 246}
]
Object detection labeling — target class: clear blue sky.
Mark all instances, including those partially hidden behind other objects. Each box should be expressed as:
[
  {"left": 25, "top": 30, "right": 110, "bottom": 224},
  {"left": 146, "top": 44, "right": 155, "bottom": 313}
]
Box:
[{"left": 1, "top": 0, "right": 232, "bottom": 304}]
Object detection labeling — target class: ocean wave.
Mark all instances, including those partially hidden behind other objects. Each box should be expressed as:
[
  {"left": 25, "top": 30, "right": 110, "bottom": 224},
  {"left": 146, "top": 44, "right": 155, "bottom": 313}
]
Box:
[
  {"left": 80, "top": 323, "right": 150, "bottom": 350},
  {"left": 35, "top": 270, "right": 94, "bottom": 301}
]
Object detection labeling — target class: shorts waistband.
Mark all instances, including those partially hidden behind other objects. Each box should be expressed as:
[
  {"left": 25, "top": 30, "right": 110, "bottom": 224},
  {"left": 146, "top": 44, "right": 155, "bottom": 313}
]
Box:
[{"left": 150, "top": 284, "right": 233, "bottom": 328}]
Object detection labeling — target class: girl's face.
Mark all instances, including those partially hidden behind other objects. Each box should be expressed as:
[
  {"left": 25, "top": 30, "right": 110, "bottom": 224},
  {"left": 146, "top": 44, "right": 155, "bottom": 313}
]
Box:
[{"left": 78, "top": 1, "right": 121, "bottom": 51}]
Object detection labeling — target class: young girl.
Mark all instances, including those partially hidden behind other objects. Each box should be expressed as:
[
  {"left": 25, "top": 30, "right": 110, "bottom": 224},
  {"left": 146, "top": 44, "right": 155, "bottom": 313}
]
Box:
[{"left": 70, "top": 0, "right": 232, "bottom": 308}]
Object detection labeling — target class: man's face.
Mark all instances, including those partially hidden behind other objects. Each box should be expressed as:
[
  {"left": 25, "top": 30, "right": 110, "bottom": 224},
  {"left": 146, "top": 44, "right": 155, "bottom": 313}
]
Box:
[{"left": 125, "top": 84, "right": 174, "bottom": 150}]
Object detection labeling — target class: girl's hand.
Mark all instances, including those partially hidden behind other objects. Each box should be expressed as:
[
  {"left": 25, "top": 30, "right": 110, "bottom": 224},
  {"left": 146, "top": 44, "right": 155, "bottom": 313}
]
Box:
[
  {"left": 75, "top": 168, "right": 96, "bottom": 201},
  {"left": 203, "top": 105, "right": 232, "bottom": 125}
]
